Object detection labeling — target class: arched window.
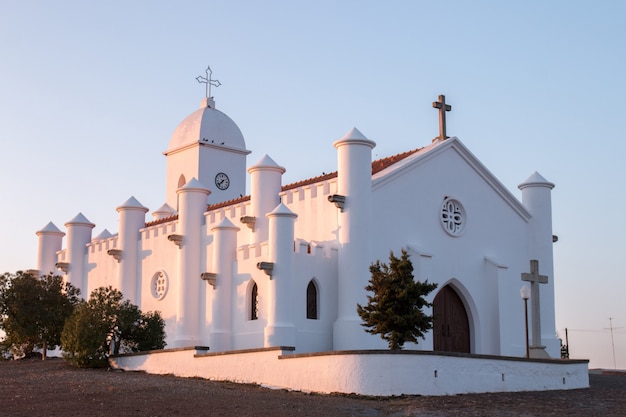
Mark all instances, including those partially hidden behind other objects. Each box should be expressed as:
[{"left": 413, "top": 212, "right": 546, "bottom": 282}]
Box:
[
  {"left": 306, "top": 280, "right": 318, "bottom": 320},
  {"left": 177, "top": 174, "right": 186, "bottom": 189},
  {"left": 250, "top": 282, "right": 259, "bottom": 320}
]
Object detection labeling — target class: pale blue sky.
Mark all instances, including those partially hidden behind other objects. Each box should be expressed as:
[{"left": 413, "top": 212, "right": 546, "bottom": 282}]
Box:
[{"left": 1, "top": 1, "right": 624, "bottom": 369}]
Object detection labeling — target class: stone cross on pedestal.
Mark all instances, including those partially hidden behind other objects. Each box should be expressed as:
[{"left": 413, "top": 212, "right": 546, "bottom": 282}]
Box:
[
  {"left": 521, "top": 259, "right": 550, "bottom": 358},
  {"left": 432, "top": 94, "right": 452, "bottom": 141}
]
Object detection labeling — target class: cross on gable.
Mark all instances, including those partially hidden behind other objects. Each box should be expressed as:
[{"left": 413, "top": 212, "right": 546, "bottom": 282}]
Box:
[
  {"left": 522, "top": 260, "right": 548, "bottom": 284},
  {"left": 432, "top": 94, "right": 452, "bottom": 141}
]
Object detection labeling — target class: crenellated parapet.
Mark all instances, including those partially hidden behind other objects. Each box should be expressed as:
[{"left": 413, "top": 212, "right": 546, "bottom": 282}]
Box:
[
  {"left": 294, "top": 238, "right": 337, "bottom": 259},
  {"left": 280, "top": 177, "right": 338, "bottom": 244},
  {"left": 141, "top": 220, "right": 178, "bottom": 241},
  {"left": 206, "top": 200, "right": 250, "bottom": 230},
  {"left": 87, "top": 234, "right": 119, "bottom": 255},
  {"left": 237, "top": 238, "right": 336, "bottom": 265}
]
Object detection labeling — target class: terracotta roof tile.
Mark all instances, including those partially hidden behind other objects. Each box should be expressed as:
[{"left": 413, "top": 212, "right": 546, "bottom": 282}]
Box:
[
  {"left": 143, "top": 148, "right": 422, "bottom": 226},
  {"left": 281, "top": 147, "right": 421, "bottom": 191},
  {"left": 207, "top": 195, "right": 251, "bottom": 211},
  {"left": 145, "top": 214, "right": 179, "bottom": 228},
  {"left": 371, "top": 148, "right": 421, "bottom": 174},
  {"left": 282, "top": 172, "right": 338, "bottom": 192}
]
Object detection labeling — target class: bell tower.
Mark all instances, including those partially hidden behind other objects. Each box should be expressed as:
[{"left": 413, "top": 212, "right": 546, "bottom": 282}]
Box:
[
  {"left": 164, "top": 77, "right": 250, "bottom": 209},
  {"left": 163, "top": 66, "right": 250, "bottom": 211}
]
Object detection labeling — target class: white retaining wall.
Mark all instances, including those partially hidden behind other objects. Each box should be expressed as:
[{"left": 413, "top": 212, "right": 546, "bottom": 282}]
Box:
[{"left": 109, "top": 348, "right": 589, "bottom": 396}]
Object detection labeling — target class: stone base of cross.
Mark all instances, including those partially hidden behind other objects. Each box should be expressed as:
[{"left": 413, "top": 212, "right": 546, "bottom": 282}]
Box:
[
  {"left": 522, "top": 259, "right": 550, "bottom": 359},
  {"left": 529, "top": 345, "right": 550, "bottom": 359}
]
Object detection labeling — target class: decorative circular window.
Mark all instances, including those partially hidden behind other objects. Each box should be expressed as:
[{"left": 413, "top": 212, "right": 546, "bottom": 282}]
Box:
[
  {"left": 440, "top": 198, "right": 466, "bottom": 236},
  {"left": 151, "top": 270, "right": 169, "bottom": 300}
]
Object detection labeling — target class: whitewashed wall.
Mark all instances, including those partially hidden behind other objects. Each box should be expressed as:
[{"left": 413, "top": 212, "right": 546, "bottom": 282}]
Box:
[{"left": 110, "top": 348, "right": 589, "bottom": 396}]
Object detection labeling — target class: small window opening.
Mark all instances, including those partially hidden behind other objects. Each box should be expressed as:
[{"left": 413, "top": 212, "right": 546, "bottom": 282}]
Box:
[
  {"left": 177, "top": 174, "right": 186, "bottom": 189},
  {"left": 250, "top": 282, "right": 258, "bottom": 320},
  {"left": 306, "top": 280, "right": 318, "bottom": 319}
]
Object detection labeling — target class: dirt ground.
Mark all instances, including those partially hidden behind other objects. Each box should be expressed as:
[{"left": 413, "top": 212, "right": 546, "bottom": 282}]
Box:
[{"left": 1, "top": 358, "right": 625, "bottom": 417}]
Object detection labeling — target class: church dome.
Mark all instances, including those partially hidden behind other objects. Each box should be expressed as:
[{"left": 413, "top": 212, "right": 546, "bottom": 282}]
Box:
[{"left": 166, "top": 98, "right": 246, "bottom": 154}]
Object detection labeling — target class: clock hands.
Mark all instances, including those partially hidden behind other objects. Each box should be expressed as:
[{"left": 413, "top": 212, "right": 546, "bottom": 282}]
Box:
[{"left": 215, "top": 173, "right": 230, "bottom": 190}]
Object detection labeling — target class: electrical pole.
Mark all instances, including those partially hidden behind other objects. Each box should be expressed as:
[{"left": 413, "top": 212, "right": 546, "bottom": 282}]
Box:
[{"left": 605, "top": 317, "right": 623, "bottom": 370}]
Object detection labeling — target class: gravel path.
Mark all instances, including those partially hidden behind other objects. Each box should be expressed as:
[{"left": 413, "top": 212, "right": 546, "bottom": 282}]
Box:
[{"left": 1, "top": 358, "right": 624, "bottom": 416}]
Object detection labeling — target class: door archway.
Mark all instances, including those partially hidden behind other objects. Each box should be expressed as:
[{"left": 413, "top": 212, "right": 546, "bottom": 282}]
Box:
[{"left": 433, "top": 285, "right": 470, "bottom": 353}]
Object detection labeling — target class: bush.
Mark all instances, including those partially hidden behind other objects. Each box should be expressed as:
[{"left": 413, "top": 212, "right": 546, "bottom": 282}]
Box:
[
  {"left": 61, "top": 286, "right": 165, "bottom": 368},
  {"left": 61, "top": 302, "right": 110, "bottom": 367}
]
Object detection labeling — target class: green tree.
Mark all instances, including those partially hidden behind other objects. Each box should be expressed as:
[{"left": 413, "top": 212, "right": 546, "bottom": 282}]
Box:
[
  {"left": 61, "top": 286, "right": 166, "bottom": 367},
  {"left": 59, "top": 302, "right": 109, "bottom": 367},
  {"left": 130, "top": 311, "right": 167, "bottom": 352},
  {"left": 357, "top": 250, "right": 438, "bottom": 350},
  {"left": 0, "top": 271, "right": 80, "bottom": 359}
]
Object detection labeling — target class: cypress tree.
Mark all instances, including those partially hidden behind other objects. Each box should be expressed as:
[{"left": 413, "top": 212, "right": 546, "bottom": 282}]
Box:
[{"left": 357, "top": 249, "right": 437, "bottom": 350}]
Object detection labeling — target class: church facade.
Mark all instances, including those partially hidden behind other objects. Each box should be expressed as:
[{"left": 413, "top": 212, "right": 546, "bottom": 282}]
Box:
[{"left": 34, "top": 95, "right": 560, "bottom": 358}]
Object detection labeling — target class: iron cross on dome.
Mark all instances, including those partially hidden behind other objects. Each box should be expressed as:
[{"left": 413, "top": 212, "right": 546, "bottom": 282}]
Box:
[
  {"left": 196, "top": 65, "right": 222, "bottom": 98},
  {"left": 432, "top": 94, "right": 452, "bottom": 141}
]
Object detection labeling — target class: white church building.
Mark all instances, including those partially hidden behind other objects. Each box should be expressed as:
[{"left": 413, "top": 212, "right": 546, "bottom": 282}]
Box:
[{"left": 32, "top": 88, "right": 588, "bottom": 395}]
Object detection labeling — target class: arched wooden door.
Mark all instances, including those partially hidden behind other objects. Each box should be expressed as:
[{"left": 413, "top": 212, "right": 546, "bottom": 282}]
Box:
[{"left": 433, "top": 285, "right": 470, "bottom": 353}]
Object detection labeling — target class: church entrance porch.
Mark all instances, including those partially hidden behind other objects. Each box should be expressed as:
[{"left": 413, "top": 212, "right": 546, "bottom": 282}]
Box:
[{"left": 433, "top": 285, "right": 470, "bottom": 353}]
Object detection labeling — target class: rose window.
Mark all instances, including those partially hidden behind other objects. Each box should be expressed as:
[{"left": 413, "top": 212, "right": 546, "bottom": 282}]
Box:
[
  {"left": 151, "top": 271, "right": 169, "bottom": 300},
  {"left": 441, "top": 198, "right": 465, "bottom": 236}
]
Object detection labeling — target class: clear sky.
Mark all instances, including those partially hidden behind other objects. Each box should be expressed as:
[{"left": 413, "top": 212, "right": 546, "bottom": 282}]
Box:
[{"left": 1, "top": 1, "right": 624, "bottom": 369}]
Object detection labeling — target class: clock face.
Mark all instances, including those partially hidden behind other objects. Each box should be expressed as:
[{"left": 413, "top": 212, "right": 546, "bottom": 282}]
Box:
[{"left": 215, "top": 172, "right": 230, "bottom": 190}]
